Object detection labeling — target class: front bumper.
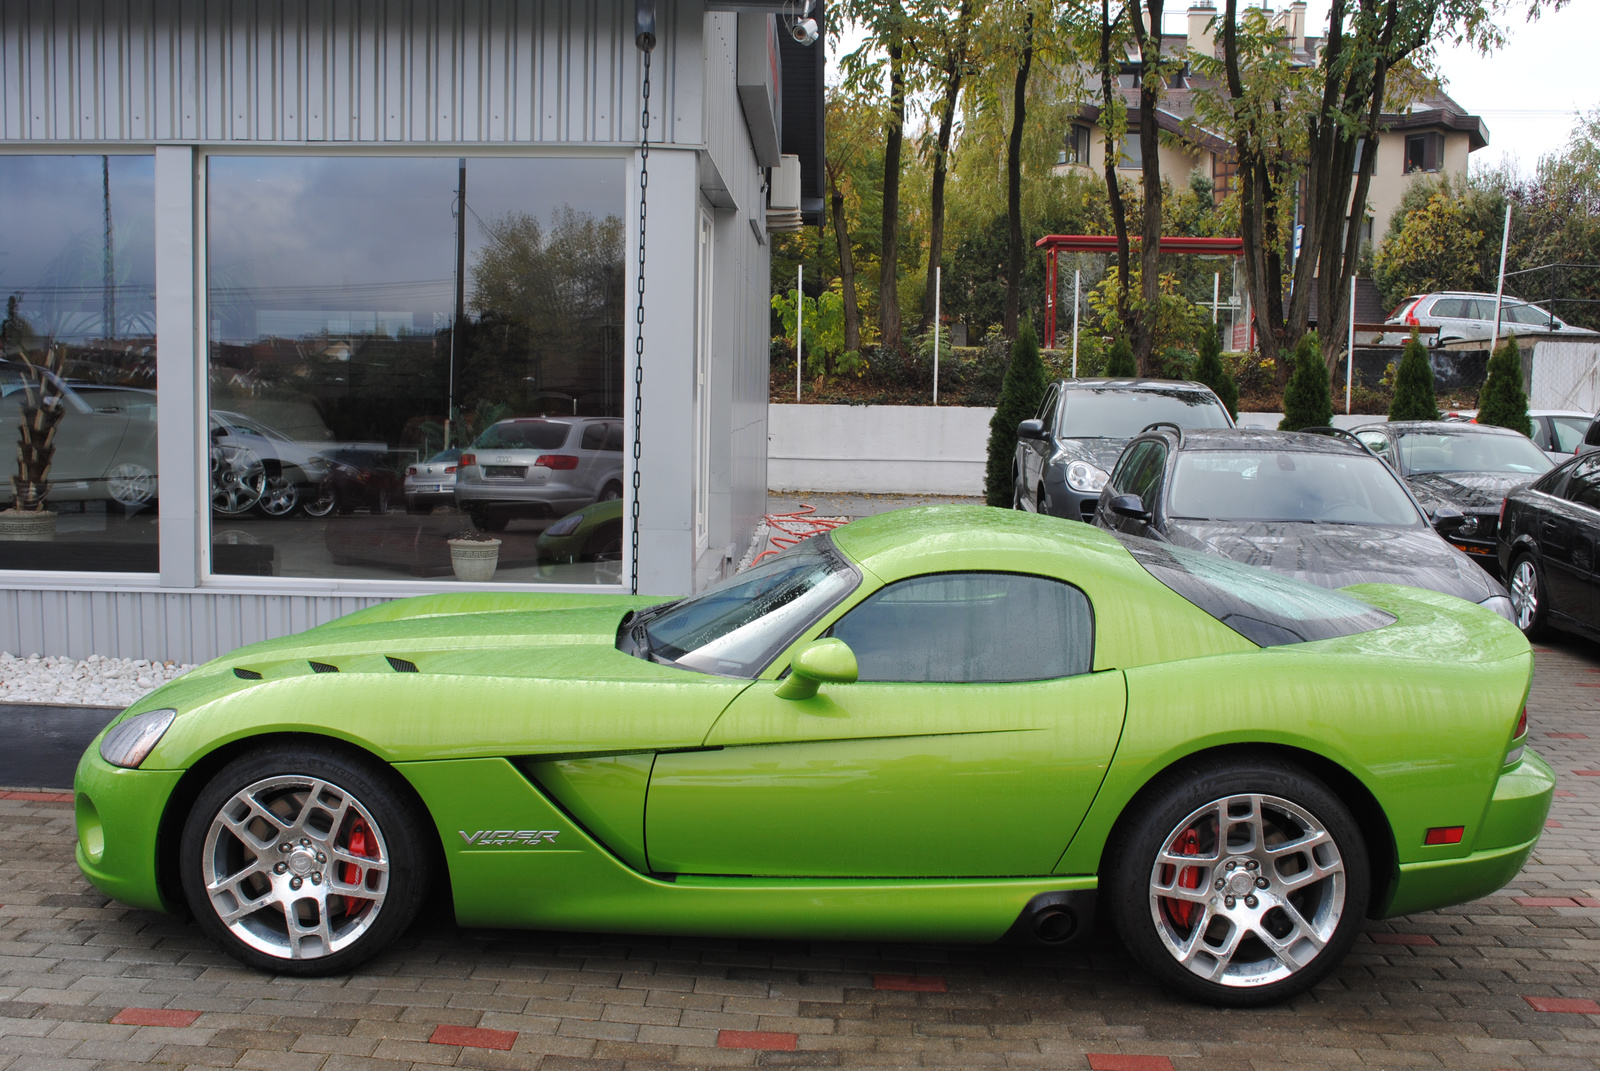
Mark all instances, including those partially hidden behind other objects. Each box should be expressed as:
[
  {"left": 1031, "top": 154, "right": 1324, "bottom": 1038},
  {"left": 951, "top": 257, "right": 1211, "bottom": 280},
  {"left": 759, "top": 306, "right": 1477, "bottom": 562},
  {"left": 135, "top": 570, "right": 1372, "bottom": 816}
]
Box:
[
  {"left": 1382, "top": 748, "right": 1555, "bottom": 917},
  {"left": 73, "top": 746, "right": 183, "bottom": 914}
]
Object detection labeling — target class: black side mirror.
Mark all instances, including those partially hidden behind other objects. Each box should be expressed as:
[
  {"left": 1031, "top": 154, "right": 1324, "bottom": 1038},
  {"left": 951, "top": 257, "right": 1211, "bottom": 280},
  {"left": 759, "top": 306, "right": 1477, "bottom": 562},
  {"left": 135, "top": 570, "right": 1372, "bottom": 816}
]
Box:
[
  {"left": 1430, "top": 505, "right": 1465, "bottom": 530},
  {"left": 1109, "top": 494, "right": 1150, "bottom": 520},
  {"left": 1017, "top": 419, "right": 1046, "bottom": 441}
]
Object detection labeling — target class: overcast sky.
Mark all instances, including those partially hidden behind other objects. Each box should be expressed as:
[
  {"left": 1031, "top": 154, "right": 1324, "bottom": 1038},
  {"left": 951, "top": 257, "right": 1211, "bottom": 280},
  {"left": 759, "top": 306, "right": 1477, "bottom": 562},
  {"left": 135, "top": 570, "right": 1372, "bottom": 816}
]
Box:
[{"left": 831, "top": 1, "right": 1598, "bottom": 174}]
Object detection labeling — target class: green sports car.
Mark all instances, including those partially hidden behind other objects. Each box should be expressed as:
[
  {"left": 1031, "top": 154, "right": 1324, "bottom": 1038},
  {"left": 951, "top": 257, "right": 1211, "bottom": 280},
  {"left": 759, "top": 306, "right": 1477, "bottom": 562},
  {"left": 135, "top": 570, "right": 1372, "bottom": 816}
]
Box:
[{"left": 74, "top": 506, "right": 1552, "bottom": 1006}]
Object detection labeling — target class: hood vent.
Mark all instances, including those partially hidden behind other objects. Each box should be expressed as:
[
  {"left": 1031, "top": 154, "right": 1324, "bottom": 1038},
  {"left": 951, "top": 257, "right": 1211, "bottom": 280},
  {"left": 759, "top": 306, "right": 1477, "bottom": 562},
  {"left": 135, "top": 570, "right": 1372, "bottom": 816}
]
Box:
[
  {"left": 385, "top": 656, "right": 418, "bottom": 673},
  {"left": 233, "top": 667, "right": 262, "bottom": 680},
  {"left": 308, "top": 661, "right": 339, "bottom": 674}
]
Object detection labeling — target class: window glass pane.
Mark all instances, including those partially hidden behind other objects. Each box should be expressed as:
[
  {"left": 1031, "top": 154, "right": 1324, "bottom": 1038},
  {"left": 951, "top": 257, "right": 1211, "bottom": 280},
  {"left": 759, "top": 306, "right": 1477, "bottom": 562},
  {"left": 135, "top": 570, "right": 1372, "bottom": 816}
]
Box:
[
  {"left": 1551, "top": 417, "right": 1587, "bottom": 454},
  {"left": 0, "top": 155, "right": 158, "bottom": 572},
  {"left": 206, "top": 156, "right": 625, "bottom": 583},
  {"left": 1060, "top": 387, "right": 1232, "bottom": 438},
  {"left": 1506, "top": 302, "right": 1553, "bottom": 326},
  {"left": 1395, "top": 430, "right": 1551, "bottom": 476},
  {"left": 1566, "top": 460, "right": 1600, "bottom": 510},
  {"left": 828, "top": 572, "right": 1094, "bottom": 683},
  {"left": 1169, "top": 450, "right": 1422, "bottom": 526}
]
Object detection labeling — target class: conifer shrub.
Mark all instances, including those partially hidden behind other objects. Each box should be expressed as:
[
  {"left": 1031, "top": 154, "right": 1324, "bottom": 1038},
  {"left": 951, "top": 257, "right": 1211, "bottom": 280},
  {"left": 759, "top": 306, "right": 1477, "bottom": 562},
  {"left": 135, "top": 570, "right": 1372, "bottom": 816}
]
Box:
[
  {"left": 1103, "top": 337, "right": 1138, "bottom": 378},
  {"left": 1475, "top": 335, "right": 1533, "bottom": 438},
  {"left": 984, "top": 319, "right": 1049, "bottom": 506},
  {"left": 1388, "top": 331, "right": 1440, "bottom": 422},
  {"left": 1191, "top": 321, "right": 1238, "bottom": 418},
  {"left": 1278, "top": 331, "right": 1333, "bottom": 431}
]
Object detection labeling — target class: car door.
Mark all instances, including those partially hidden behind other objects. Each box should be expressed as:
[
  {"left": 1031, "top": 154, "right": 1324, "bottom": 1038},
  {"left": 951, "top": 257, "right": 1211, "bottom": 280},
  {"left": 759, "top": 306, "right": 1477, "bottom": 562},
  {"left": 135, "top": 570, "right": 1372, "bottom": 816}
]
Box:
[
  {"left": 644, "top": 571, "right": 1127, "bottom": 878},
  {"left": 1106, "top": 441, "right": 1167, "bottom": 536},
  {"left": 1546, "top": 458, "right": 1600, "bottom": 624},
  {"left": 1020, "top": 384, "right": 1060, "bottom": 503}
]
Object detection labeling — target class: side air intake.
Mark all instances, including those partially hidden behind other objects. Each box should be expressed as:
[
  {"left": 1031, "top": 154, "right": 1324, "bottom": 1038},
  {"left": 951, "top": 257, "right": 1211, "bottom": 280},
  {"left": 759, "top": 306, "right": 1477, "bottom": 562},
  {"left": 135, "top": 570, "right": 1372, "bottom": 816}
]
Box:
[
  {"left": 233, "top": 668, "right": 262, "bottom": 680},
  {"left": 308, "top": 661, "right": 339, "bottom": 674},
  {"left": 386, "top": 657, "right": 418, "bottom": 673}
]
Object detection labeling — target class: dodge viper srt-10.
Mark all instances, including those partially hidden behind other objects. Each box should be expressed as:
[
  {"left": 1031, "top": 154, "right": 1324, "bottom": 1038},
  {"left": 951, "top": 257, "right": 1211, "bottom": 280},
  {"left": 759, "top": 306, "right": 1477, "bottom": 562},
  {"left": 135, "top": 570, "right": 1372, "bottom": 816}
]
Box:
[{"left": 74, "top": 506, "right": 1552, "bottom": 1006}]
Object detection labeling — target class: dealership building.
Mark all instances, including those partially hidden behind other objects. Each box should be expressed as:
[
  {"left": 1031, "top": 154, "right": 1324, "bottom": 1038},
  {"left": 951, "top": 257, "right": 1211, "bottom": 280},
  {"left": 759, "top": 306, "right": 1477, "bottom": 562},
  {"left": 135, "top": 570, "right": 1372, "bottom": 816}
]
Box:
[{"left": 0, "top": 1, "right": 822, "bottom": 664}]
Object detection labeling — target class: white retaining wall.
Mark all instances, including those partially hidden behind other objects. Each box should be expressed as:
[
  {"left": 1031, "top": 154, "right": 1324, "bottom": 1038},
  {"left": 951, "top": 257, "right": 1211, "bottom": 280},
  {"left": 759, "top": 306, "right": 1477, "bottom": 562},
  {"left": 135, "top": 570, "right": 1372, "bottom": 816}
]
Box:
[{"left": 767, "top": 405, "right": 1389, "bottom": 495}]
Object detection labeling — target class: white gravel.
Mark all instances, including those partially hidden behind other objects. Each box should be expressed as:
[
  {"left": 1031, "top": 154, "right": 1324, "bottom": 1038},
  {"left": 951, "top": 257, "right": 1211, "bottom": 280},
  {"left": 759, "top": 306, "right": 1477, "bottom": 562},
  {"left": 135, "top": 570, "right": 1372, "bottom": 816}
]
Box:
[{"left": 0, "top": 652, "right": 195, "bottom": 707}]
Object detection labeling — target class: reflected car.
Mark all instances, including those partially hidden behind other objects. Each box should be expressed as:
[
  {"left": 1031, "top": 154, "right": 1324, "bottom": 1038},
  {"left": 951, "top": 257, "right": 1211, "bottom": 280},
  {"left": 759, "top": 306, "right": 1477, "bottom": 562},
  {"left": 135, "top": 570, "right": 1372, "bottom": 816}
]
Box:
[
  {"left": 75, "top": 507, "right": 1549, "bottom": 1008},
  {"left": 1014, "top": 379, "right": 1234, "bottom": 523},
  {"left": 0, "top": 364, "right": 158, "bottom": 511},
  {"left": 536, "top": 497, "right": 624, "bottom": 563},
  {"left": 1498, "top": 452, "right": 1600, "bottom": 639},
  {"left": 455, "top": 417, "right": 624, "bottom": 531},
  {"left": 209, "top": 411, "right": 335, "bottom": 519},
  {"left": 320, "top": 448, "right": 403, "bottom": 516},
  {"left": 1092, "top": 427, "right": 1514, "bottom": 621},
  {"left": 404, "top": 449, "right": 461, "bottom": 514},
  {"left": 1353, "top": 421, "right": 1552, "bottom": 573}
]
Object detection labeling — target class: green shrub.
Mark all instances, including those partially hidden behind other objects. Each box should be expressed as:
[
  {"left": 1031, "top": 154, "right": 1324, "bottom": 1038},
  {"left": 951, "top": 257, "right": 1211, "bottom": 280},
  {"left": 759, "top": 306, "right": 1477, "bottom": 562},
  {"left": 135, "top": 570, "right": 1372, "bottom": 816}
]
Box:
[
  {"left": 1103, "top": 337, "right": 1137, "bottom": 378},
  {"left": 1476, "top": 335, "right": 1532, "bottom": 437},
  {"left": 1278, "top": 332, "right": 1332, "bottom": 430},
  {"left": 984, "top": 320, "right": 1049, "bottom": 506},
  {"left": 1191, "top": 321, "right": 1238, "bottom": 418},
  {"left": 1388, "top": 332, "right": 1440, "bottom": 421}
]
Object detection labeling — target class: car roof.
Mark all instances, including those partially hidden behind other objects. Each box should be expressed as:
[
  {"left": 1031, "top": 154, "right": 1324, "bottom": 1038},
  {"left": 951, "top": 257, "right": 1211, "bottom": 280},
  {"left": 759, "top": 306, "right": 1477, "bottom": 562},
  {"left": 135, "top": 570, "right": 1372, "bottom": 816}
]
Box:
[
  {"left": 1529, "top": 409, "right": 1592, "bottom": 418},
  {"left": 1369, "top": 420, "right": 1530, "bottom": 437},
  {"left": 1155, "top": 427, "right": 1369, "bottom": 455},
  {"left": 1056, "top": 378, "right": 1216, "bottom": 393}
]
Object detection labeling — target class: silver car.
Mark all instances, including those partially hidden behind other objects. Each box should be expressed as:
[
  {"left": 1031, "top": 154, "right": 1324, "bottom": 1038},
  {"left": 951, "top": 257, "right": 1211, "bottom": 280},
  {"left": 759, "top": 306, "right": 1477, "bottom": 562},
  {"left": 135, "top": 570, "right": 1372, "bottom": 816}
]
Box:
[
  {"left": 455, "top": 417, "right": 624, "bottom": 531},
  {"left": 404, "top": 448, "right": 461, "bottom": 514},
  {"left": 1383, "top": 291, "right": 1598, "bottom": 345}
]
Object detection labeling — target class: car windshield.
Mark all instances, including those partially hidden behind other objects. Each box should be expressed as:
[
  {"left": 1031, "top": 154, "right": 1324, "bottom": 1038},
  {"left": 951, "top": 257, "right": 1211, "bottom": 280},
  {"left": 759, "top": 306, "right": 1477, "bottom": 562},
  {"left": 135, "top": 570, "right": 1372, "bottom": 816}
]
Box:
[
  {"left": 1169, "top": 450, "right": 1422, "bottom": 526},
  {"left": 473, "top": 421, "right": 571, "bottom": 450},
  {"left": 1115, "top": 535, "right": 1396, "bottom": 646},
  {"left": 625, "top": 536, "right": 859, "bottom": 678},
  {"left": 1060, "top": 388, "right": 1232, "bottom": 438},
  {"left": 1396, "top": 431, "right": 1552, "bottom": 476}
]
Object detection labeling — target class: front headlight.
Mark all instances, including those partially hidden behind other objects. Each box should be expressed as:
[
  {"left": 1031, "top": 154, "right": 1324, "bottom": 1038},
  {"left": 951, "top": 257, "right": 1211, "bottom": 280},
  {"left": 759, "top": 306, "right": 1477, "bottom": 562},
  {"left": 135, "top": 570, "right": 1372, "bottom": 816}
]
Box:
[
  {"left": 1480, "top": 595, "right": 1516, "bottom": 623},
  {"left": 1064, "top": 460, "right": 1110, "bottom": 495},
  {"left": 98, "top": 708, "right": 176, "bottom": 769},
  {"left": 1457, "top": 515, "right": 1480, "bottom": 536},
  {"left": 544, "top": 512, "right": 586, "bottom": 538}
]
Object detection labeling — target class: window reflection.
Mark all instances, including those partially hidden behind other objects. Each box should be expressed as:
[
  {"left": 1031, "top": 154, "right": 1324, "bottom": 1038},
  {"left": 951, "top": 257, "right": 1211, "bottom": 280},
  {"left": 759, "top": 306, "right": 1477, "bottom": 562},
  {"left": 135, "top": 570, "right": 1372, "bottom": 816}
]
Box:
[
  {"left": 205, "top": 156, "right": 625, "bottom": 583},
  {"left": 0, "top": 155, "right": 158, "bottom": 572}
]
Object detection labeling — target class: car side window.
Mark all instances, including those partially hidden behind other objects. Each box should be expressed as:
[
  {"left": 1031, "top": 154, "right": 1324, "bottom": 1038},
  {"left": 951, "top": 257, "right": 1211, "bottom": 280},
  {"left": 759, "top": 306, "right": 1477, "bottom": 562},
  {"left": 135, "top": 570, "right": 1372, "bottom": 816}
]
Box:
[
  {"left": 827, "top": 572, "right": 1094, "bottom": 683},
  {"left": 1551, "top": 417, "right": 1587, "bottom": 454},
  {"left": 1126, "top": 443, "right": 1168, "bottom": 505},
  {"left": 581, "top": 423, "right": 607, "bottom": 450},
  {"left": 1566, "top": 459, "right": 1600, "bottom": 511},
  {"left": 1111, "top": 442, "right": 1152, "bottom": 492},
  {"left": 1356, "top": 431, "right": 1390, "bottom": 461},
  {"left": 1036, "top": 385, "right": 1060, "bottom": 428},
  {"left": 1430, "top": 298, "right": 1462, "bottom": 318}
]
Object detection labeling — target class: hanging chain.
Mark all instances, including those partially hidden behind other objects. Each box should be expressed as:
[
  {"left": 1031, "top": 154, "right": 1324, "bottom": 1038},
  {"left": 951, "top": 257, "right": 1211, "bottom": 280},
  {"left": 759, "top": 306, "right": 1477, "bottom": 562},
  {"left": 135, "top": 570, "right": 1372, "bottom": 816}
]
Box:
[{"left": 631, "top": 46, "right": 652, "bottom": 595}]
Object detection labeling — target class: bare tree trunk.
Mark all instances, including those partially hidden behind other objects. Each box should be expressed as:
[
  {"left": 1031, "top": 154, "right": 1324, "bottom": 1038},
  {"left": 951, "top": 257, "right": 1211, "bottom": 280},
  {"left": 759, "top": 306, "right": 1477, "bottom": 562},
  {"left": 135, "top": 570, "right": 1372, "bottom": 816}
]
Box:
[
  {"left": 921, "top": 0, "right": 972, "bottom": 333},
  {"left": 879, "top": 27, "right": 907, "bottom": 352},
  {"left": 1003, "top": 9, "right": 1036, "bottom": 339},
  {"left": 1129, "top": 0, "right": 1165, "bottom": 375},
  {"left": 829, "top": 164, "right": 862, "bottom": 355},
  {"left": 1100, "top": 0, "right": 1134, "bottom": 339}
]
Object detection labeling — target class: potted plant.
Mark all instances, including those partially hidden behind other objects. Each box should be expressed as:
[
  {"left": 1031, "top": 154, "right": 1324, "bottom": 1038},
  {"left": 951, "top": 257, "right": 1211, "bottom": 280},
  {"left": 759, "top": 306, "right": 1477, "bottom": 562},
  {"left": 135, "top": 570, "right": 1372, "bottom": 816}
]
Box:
[
  {"left": 0, "top": 319, "right": 65, "bottom": 541},
  {"left": 447, "top": 528, "right": 501, "bottom": 581}
]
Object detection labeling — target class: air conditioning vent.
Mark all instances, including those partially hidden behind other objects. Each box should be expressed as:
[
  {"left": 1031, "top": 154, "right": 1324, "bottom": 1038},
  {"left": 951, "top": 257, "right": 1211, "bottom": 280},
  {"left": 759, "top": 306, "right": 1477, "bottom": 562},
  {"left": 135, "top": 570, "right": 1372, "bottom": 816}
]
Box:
[
  {"left": 766, "top": 155, "right": 803, "bottom": 233},
  {"left": 386, "top": 656, "right": 418, "bottom": 673},
  {"left": 308, "top": 661, "right": 339, "bottom": 674},
  {"left": 233, "top": 667, "right": 262, "bottom": 680}
]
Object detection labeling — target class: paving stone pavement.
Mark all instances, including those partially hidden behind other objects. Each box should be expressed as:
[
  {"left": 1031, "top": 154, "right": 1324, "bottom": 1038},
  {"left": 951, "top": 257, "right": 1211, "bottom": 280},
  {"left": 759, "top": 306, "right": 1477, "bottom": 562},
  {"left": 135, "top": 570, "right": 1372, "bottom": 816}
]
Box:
[{"left": 2, "top": 638, "right": 1597, "bottom": 1071}]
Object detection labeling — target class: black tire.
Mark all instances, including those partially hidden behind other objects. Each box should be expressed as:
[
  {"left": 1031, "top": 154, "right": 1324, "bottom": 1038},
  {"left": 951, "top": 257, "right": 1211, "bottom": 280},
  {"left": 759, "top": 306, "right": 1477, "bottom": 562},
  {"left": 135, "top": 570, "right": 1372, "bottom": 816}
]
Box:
[
  {"left": 373, "top": 487, "right": 391, "bottom": 515},
  {"left": 582, "top": 520, "right": 624, "bottom": 562},
  {"left": 405, "top": 496, "right": 434, "bottom": 515},
  {"left": 1507, "top": 554, "right": 1547, "bottom": 639},
  {"left": 179, "top": 742, "right": 432, "bottom": 976},
  {"left": 469, "top": 507, "right": 509, "bottom": 533},
  {"left": 1106, "top": 755, "right": 1370, "bottom": 1007},
  {"left": 598, "top": 481, "right": 623, "bottom": 502}
]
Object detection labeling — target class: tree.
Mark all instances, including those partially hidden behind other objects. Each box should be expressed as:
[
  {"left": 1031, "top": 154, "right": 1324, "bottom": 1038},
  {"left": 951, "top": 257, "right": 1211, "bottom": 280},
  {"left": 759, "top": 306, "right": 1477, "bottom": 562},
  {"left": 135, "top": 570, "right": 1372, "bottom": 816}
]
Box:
[
  {"left": 1192, "top": 320, "right": 1238, "bottom": 417},
  {"left": 1086, "top": 267, "right": 1206, "bottom": 360},
  {"left": 1126, "top": 0, "right": 1172, "bottom": 375},
  {"left": 1388, "top": 332, "right": 1439, "bottom": 422},
  {"left": 1003, "top": 6, "right": 1037, "bottom": 339},
  {"left": 918, "top": 0, "right": 977, "bottom": 333},
  {"left": 984, "top": 319, "right": 1048, "bottom": 505},
  {"left": 1278, "top": 331, "right": 1331, "bottom": 430},
  {"left": 1476, "top": 336, "right": 1532, "bottom": 437},
  {"left": 1103, "top": 337, "right": 1138, "bottom": 377},
  {"left": 1372, "top": 189, "right": 1484, "bottom": 310}
]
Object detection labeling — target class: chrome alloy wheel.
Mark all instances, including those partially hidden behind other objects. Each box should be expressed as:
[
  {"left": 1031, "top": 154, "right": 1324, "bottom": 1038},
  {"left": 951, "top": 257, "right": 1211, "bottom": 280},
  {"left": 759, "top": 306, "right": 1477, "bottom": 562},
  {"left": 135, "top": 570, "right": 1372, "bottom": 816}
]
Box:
[
  {"left": 107, "top": 462, "right": 157, "bottom": 507},
  {"left": 1510, "top": 559, "right": 1540, "bottom": 631},
  {"left": 1148, "top": 792, "right": 1345, "bottom": 989},
  {"left": 200, "top": 774, "right": 390, "bottom": 961},
  {"left": 256, "top": 474, "right": 300, "bottom": 517}
]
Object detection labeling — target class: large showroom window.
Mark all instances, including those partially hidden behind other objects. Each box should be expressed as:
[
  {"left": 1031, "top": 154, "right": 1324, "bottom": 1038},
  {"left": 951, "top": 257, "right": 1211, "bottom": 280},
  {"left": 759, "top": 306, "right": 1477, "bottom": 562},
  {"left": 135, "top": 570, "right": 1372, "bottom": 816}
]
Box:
[
  {"left": 0, "top": 154, "right": 159, "bottom": 573},
  {"left": 205, "top": 156, "right": 626, "bottom": 584}
]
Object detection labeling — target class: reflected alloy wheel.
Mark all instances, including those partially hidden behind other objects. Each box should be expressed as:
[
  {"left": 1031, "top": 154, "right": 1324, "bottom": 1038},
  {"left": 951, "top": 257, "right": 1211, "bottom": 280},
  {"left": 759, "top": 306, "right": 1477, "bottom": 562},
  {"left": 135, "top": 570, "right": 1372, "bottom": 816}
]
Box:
[
  {"left": 107, "top": 462, "right": 157, "bottom": 510},
  {"left": 180, "top": 745, "right": 429, "bottom": 975},
  {"left": 1109, "top": 758, "right": 1368, "bottom": 1006},
  {"left": 302, "top": 486, "right": 337, "bottom": 518},
  {"left": 598, "top": 481, "right": 623, "bottom": 502},
  {"left": 256, "top": 475, "right": 300, "bottom": 518},
  {"left": 1509, "top": 556, "right": 1546, "bottom": 638},
  {"left": 211, "top": 445, "right": 266, "bottom": 515}
]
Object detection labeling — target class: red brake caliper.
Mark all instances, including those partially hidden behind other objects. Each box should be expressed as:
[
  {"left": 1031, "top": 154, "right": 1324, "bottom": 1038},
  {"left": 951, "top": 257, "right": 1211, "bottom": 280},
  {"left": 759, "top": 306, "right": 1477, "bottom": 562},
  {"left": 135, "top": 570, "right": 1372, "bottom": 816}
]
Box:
[
  {"left": 1163, "top": 827, "right": 1204, "bottom": 930},
  {"left": 341, "top": 818, "right": 376, "bottom": 916}
]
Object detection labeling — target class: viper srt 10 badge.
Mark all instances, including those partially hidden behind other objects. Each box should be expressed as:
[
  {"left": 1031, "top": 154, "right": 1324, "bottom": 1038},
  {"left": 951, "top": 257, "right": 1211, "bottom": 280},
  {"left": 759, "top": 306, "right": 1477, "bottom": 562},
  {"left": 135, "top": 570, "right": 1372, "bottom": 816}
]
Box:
[{"left": 459, "top": 829, "right": 560, "bottom": 847}]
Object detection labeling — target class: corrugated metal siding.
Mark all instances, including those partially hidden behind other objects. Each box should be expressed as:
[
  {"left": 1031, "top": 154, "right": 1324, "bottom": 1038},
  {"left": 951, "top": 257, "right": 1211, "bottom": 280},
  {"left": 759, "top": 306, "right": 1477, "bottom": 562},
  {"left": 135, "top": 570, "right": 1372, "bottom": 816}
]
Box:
[
  {"left": 0, "top": 587, "right": 389, "bottom": 663},
  {"left": 0, "top": 0, "right": 699, "bottom": 145}
]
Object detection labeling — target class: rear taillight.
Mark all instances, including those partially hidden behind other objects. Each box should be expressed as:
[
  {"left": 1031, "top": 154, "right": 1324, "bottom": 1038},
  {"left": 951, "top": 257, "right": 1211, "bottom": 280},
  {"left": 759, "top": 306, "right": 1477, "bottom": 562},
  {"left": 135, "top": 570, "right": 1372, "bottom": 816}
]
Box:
[
  {"left": 1506, "top": 707, "right": 1528, "bottom": 766},
  {"left": 1499, "top": 498, "right": 1507, "bottom": 525},
  {"left": 460, "top": 453, "right": 476, "bottom": 466},
  {"left": 407, "top": 466, "right": 417, "bottom": 476},
  {"left": 445, "top": 465, "right": 457, "bottom": 474},
  {"left": 1515, "top": 707, "right": 1527, "bottom": 739},
  {"left": 534, "top": 454, "right": 580, "bottom": 470}
]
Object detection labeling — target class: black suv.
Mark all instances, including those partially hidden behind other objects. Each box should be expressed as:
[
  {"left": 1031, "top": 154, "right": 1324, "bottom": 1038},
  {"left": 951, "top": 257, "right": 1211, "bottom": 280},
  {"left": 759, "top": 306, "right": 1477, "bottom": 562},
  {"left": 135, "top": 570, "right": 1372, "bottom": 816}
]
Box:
[
  {"left": 1091, "top": 426, "right": 1513, "bottom": 618},
  {"left": 1012, "top": 379, "right": 1233, "bottom": 522}
]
